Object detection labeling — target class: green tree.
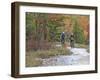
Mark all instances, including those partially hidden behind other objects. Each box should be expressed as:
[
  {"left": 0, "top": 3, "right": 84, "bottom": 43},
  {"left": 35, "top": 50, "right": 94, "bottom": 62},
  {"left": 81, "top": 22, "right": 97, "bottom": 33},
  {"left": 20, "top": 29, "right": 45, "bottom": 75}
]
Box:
[
  {"left": 26, "top": 12, "right": 37, "bottom": 40},
  {"left": 47, "top": 15, "right": 65, "bottom": 42},
  {"left": 73, "top": 20, "right": 85, "bottom": 44}
]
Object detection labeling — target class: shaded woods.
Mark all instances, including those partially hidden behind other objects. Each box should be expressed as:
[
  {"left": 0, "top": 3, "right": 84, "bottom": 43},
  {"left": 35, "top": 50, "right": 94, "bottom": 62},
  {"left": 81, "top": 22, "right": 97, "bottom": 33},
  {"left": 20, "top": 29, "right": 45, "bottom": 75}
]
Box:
[
  {"left": 26, "top": 12, "right": 89, "bottom": 51},
  {"left": 26, "top": 13, "right": 65, "bottom": 50}
]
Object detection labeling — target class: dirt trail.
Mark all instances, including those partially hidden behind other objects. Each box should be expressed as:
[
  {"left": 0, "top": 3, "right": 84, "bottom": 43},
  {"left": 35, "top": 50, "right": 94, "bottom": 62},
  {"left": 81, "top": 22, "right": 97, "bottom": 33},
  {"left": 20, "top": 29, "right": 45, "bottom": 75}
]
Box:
[{"left": 41, "top": 47, "right": 90, "bottom": 66}]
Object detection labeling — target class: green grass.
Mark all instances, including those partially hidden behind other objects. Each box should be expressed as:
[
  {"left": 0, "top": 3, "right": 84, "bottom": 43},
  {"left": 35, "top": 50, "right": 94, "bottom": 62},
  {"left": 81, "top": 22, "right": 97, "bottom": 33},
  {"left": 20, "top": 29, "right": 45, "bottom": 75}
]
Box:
[
  {"left": 26, "top": 47, "right": 72, "bottom": 67},
  {"left": 26, "top": 57, "right": 42, "bottom": 67},
  {"left": 74, "top": 43, "right": 88, "bottom": 48},
  {"left": 26, "top": 47, "right": 72, "bottom": 58}
]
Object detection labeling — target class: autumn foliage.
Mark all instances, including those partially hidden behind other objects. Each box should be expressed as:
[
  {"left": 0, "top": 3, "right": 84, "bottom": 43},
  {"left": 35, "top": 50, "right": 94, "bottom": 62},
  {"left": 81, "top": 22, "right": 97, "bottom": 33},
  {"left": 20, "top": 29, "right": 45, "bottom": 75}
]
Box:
[{"left": 26, "top": 13, "right": 89, "bottom": 51}]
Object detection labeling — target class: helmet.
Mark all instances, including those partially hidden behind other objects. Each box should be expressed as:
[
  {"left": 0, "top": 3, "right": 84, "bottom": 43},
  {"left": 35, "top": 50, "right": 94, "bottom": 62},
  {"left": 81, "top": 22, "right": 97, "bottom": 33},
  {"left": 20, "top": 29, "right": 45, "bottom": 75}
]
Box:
[{"left": 62, "top": 32, "right": 65, "bottom": 34}]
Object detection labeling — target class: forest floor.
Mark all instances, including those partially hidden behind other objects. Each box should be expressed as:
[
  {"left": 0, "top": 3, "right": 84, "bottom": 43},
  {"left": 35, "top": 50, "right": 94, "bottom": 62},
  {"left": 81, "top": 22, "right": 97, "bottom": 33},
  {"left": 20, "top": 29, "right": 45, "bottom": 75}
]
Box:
[
  {"left": 41, "top": 47, "right": 90, "bottom": 66},
  {"left": 26, "top": 43, "right": 89, "bottom": 67}
]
